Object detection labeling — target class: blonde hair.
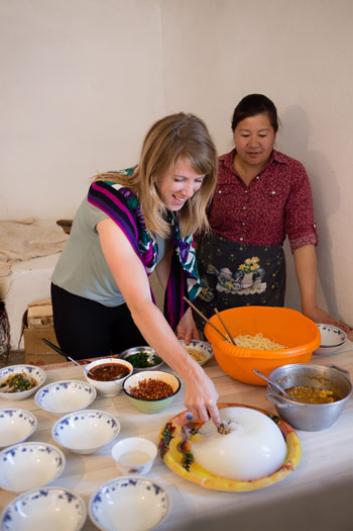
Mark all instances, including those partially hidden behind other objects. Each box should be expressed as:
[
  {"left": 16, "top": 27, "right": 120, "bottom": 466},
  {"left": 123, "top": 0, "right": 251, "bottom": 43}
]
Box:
[{"left": 95, "top": 113, "right": 217, "bottom": 237}]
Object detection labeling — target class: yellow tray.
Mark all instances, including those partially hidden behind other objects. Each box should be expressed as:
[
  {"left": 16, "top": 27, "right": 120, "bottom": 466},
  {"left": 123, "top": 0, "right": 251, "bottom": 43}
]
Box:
[{"left": 159, "top": 402, "right": 301, "bottom": 492}]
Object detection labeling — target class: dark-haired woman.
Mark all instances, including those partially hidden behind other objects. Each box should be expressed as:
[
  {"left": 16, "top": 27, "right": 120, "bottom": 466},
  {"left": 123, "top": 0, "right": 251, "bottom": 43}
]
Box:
[{"left": 196, "top": 94, "right": 350, "bottom": 332}]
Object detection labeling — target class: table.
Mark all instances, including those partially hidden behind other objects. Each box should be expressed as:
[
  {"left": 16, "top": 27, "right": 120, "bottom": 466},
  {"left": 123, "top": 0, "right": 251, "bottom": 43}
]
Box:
[{"left": 1, "top": 344, "right": 353, "bottom": 531}]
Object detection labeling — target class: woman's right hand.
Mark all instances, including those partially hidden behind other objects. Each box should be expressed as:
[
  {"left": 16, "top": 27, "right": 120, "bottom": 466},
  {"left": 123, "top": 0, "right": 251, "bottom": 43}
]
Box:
[{"left": 183, "top": 367, "right": 221, "bottom": 426}]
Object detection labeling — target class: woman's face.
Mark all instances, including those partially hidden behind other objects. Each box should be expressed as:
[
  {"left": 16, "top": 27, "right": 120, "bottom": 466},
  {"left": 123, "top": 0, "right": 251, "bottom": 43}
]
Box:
[
  {"left": 158, "top": 157, "right": 205, "bottom": 211},
  {"left": 233, "top": 113, "right": 276, "bottom": 169}
]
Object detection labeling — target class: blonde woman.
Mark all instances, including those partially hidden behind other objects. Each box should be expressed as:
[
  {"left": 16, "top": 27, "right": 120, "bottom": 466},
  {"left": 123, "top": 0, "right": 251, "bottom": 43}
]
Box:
[{"left": 51, "top": 113, "right": 220, "bottom": 424}]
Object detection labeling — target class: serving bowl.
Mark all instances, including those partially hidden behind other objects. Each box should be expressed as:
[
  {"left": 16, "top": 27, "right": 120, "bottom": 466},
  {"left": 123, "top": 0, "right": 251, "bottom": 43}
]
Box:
[
  {"left": 204, "top": 306, "right": 320, "bottom": 385},
  {"left": 267, "top": 364, "right": 352, "bottom": 431},
  {"left": 0, "top": 442, "right": 65, "bottom": 493},
  {"left": 111, "top": 437, "right": 158, "bottom": 475},
  {"left": 179, "top": 339, "right": 214, "bottom": 366},
  {"left": 35, "top": 380, "right": 97, "bottom": 415},
  {"left": 0, "top": 365, "right": 46, "bottom": 400},
  {"left": 0, "top": 408, "right": 37, "bottom": 448},
  {"left": 89, "top": 476, "right": 169, "bottom": 531},
  {"left": 1, "top": 487, "right": 87, "bottom": 531},
  {"left": 123, "top": 370, "right": 181, "bottom": 414},
  {"left": 315, "top": 323, "right": 347, "bottom": 355},
  {"left": 85, "top": 358, "right": 133, "bottom": 397},
  {"left": 52, "top": 409, "right": 121, "bottom": 454},
  {"left": 120, "top": 346, "right": 164, "bottom": 371}
]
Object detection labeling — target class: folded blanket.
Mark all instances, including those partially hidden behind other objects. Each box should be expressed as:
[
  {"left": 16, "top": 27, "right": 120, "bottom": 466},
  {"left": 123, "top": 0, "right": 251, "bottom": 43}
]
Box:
[{"left": 0, "top": 218, "right": 68, "bottom": 276}]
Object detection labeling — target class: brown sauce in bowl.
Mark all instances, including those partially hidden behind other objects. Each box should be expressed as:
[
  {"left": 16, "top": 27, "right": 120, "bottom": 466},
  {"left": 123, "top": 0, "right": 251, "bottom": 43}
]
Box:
[
  {"left": 286, "top": 385, "right": 343, "bottom": 404},
  {"left": 88, "top": 363, "right": 130, "bottom": 381}
]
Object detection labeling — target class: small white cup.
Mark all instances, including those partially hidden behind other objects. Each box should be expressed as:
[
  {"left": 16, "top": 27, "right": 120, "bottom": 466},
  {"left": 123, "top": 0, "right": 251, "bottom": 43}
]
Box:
[{"left": 111, "top": 437, "right": 157, "bottom": 475}]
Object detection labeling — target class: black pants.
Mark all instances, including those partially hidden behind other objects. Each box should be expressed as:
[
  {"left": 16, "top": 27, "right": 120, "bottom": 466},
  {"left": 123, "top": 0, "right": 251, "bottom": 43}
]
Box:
[{"left": 51, "top": 284, "right": 146, "bottom": 360}]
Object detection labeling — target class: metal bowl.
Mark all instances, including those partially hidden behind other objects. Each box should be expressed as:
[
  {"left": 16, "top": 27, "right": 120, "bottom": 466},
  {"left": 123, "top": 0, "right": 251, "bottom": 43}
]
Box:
[
  {"left": 120, "top": 346, "right": 164, "bottom": 372},
  {"left": 267, "top": 364, "right": 352, "bottom": 431}
]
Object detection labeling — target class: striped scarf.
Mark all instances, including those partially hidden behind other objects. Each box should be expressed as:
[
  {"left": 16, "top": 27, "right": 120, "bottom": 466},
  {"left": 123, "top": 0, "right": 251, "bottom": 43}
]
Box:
[{"left": 88, "top": 179, "right": 201, "bottom": 330}]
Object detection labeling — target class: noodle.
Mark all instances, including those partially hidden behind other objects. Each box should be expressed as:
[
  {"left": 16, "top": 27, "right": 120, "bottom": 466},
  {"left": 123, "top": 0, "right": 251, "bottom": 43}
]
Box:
[{"left": 233, "top": 333, "right": 286, "bottom": 350}]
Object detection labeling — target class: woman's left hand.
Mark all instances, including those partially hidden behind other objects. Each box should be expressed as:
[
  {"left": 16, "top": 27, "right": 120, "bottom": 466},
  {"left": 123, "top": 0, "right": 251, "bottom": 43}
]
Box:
[
  {"left": 303, "top": 305, "right": 353, "bottom": 334},
  {"left": 176, "top": 307, "right": 200, "bottom": 343}
]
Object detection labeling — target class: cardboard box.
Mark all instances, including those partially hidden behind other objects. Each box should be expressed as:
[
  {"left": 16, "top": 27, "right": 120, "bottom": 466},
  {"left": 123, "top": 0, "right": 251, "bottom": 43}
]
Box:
[{"left": 23, "top": 299, "right": 63, "bottom": 366}]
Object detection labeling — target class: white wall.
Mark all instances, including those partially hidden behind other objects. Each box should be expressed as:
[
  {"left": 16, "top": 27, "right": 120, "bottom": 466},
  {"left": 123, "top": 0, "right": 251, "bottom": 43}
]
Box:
[
  {"left": 0, "top": 0, "right": 164, "bottom": 219},
  {"left": 161, "top": 0, "right": 353, "bottom": 323},
  {"left": 1, "top": 0, "right": 352, "bottom": 323}
]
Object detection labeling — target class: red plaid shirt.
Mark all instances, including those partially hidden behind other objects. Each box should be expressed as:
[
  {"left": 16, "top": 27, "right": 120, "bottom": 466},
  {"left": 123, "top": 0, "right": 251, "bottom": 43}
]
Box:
[{"left": 208, "top": 149, "right": 318, "bottom": 251}]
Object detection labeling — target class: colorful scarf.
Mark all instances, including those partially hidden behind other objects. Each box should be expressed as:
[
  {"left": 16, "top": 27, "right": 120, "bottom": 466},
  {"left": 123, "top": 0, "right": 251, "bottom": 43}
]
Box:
[{"left": 88, "top": 178, "right": 201, "bottom": 330}]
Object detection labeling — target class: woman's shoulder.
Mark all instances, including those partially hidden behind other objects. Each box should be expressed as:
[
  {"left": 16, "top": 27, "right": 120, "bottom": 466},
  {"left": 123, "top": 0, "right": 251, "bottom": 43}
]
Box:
[{"left": 273, "top": 150, "right": 306, "bottom": 172}]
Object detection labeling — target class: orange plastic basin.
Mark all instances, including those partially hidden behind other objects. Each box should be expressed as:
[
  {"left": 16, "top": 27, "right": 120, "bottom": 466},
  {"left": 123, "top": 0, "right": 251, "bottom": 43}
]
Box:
[{"left": 204, "top": 306, "right": 320, "bottom": 385}]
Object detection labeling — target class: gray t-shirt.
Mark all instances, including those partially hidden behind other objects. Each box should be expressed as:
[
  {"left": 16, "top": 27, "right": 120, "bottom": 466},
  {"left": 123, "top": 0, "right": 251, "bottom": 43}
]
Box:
[{"left": 52, "top": 198, "right": 167, "bottom": 307}]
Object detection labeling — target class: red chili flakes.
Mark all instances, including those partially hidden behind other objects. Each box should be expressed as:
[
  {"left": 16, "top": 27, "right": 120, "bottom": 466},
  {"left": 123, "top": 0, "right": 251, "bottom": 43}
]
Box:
[{"left": 129, "top": 378, "right": 174, "bottom": 400}]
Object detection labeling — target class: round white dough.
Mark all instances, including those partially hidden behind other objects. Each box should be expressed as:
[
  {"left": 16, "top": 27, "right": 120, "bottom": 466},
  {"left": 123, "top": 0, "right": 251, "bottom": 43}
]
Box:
[{"left": 192, "top": 407, "right": 287, "bottom": 480}]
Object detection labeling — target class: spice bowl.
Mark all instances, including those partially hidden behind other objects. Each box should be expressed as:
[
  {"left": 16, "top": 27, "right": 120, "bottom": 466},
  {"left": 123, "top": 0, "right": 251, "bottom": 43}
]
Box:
[
  {"left": 0, "top": 365, "right": 46, "bottom": 401},
  {"left": 315, "top": 323, "right": 347, "bottom": 355},
  {"left": 85, "top": 358, "right": 133, "bottom": 398},
  {"left": 123, "top": 370, "right": 181, "bottom": 414},
  {"left": 120, "top": 346, "right": 164, "bottom": 371},
  {"left": 267, "top": 364, "right": 352, "bottom": 431},
  {"left": 111, "top": 437, "right": 158, "bottom": 474}
]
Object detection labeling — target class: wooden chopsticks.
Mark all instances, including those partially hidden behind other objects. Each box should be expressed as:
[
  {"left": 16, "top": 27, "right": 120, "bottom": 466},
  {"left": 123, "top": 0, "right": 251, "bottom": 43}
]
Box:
[
  {"left": 214, "top": 308, "right": 236, "bottom": 345},
  {"left": 182, "top": 297, "right": 230, "bottom": 343}
]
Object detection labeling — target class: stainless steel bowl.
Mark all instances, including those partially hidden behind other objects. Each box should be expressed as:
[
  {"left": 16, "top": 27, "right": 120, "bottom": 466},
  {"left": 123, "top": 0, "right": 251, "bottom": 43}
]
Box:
[
  {"left": 267, "top": 364, "right": 352, "bottom": 431},
  {"left": 119, "top": 346, "right": 164, "bottom": 372}
]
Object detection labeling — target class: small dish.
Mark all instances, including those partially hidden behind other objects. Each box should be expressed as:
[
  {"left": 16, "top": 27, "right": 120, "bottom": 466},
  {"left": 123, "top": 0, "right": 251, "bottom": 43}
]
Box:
[
  {"left": 0, "top": 365, "right": 46, "bottom": 401},
  {"left": 0, "top": 442, "right": 65, "bottom": 493},
  {"left": 315, "top": 324, "right": 347, "bottom": 355},
  {"left": 85, "top": 358, "right": 133, "bottom": 398},
  {"left": 111, "top": 437, "right": 157, "bottom": 475},
  {"left": 123, "top": 370, "right": 181, "bottom": 414},
  {"left": 120, "top": 346, "right": 164, "bottom": 371},
  {"left": 179, "top": 340, "right": 214, "bottom": 366},
  {"left": 0, "top": 408, "right": 38, "bottom": 448},
  {"left": 34, "top": 379, "right": 97, "bottom": 415},
  {"left": 89, "top": 476, "right": 169, "bottom": 531},
  {"left": 1, "top": 487, "right": 87, "bottom": 531},
  {"left": 52, "top": 409, "right": 121, "bottom": 454}
]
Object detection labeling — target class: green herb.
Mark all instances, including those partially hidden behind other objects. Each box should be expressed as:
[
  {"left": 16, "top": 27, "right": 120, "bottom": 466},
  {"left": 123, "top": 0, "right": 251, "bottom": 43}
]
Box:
[
  {"left": 0, "top": 373, "right": 37, "bottom": 392},
  {"left": 126, "top": 351, "right": 162, "bottom": 368}
]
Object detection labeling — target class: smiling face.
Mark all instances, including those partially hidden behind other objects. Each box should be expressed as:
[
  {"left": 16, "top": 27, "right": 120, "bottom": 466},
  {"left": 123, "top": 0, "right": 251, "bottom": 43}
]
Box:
[
  {"left": 233, "top": 113, "right": 276, "bottom": 171},
  {"left": 157, "top": 158, "right": 206, "bottom": 211}
]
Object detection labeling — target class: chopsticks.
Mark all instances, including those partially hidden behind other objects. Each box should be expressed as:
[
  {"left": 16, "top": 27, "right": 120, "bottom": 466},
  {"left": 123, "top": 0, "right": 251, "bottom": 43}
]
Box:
[
  {"left": 182, "top": 297, "right": 230, "bottom": 342},
  {"left": 214, "top": 308, "right": 236, "bottom": 345}
]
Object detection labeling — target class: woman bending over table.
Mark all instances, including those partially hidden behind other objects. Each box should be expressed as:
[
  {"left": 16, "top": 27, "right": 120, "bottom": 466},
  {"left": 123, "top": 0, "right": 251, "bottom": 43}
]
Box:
[
  {"left": 51, "top": 112, "right": 220, "bottom": 424},
  {"left": 195, "top": 94, "right": 351, "bottom": 333}
]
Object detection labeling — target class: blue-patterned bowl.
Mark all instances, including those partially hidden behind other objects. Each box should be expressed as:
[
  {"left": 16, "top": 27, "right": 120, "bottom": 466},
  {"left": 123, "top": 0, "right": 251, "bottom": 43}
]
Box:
[
  {"left": 0, "top": 408, "right": 37, "bottom": 448},
  {"left": 89, "top": 476, "right": 169, "bottom": 531},
  {"left": 34, "top": 380, "right": 97, "bottom": 415},
  {"left": 0, "top": 442, "right": 65, "bottom": 493},
  {"left": 1, "top": 487, "right": 86, "bottom": 531},
  {"left": 52, "top": 409, "right": 121, "bottom": 454},
  {"left": 0, "top": 365, "right": 46, "bottom": 400}
]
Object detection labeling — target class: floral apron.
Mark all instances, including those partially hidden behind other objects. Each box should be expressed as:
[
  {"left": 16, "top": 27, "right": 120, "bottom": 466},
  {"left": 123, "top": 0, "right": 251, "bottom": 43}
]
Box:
[{"left": 195, "top": 232, "right": 285, "bottom": 327}]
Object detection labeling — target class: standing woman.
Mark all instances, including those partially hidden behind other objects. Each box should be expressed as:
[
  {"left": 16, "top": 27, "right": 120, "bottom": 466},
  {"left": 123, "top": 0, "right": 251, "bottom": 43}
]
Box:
[
  {"left": 196, "top": 94, "right": 350, "bottom": 331},
  {"left": 51, "top": 113, "right": 220, "bottom": 424}
]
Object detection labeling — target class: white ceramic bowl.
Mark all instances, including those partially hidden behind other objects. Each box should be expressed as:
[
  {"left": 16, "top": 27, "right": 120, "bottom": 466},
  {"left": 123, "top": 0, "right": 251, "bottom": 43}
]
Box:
[
  {"left": 0, "top": 365, "right": 46, "bottom": 401},
  {"left": 35, "top": 379, "right": 97, "bottom": 415},
  {"left": 315, "top": 324, "right": 347, "bottom": 355},
  {"left": 52, "top": 409, "right": 121, "bottom": 454},
  {"left": 179, "top": 340, "right": 214, "bottom": 366},
  {"left": 0, "top": 408, "right": 38, "bottom": 448},
  {"left": 89, "top": 476, "right": 169, "bottom": 531},
  {"left": 1, "top": 487, "right": 87, "bottom": 531},
  {"left": 0, "top": 442, "right": 65, "bottom": 493},
  {"left": 120, "top": 346, "right": 164, "bottom": 371},
  {"left": 85, "top": 358, "right": 133, "bottom": 397},
  {"left": 123, "top": 370, "right": 181, "bottom": 414},
  {"left": 111, "top": 437, "right": 157, "bottom": 475}
]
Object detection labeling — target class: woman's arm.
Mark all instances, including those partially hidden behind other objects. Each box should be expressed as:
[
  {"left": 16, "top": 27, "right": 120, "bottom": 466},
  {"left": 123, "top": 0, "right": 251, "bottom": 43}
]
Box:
[
  {"left": 293, "top": 244, "right": 351, "bottom": 332},
  {"left": 97, "top": 218, "right": 220, "bottom": 424}
]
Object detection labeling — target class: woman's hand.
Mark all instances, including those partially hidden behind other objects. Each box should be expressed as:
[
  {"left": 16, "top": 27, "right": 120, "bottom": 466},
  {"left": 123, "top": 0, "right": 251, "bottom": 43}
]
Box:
[
  {"left": 183, "top": 366, "right": 221, "bottom": 425},
  {"left": 176, "top": 307, "right": 200, "bottom": 342},
  {"left": 303, "top": 305, "right": 353, "bottom": 334}
]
